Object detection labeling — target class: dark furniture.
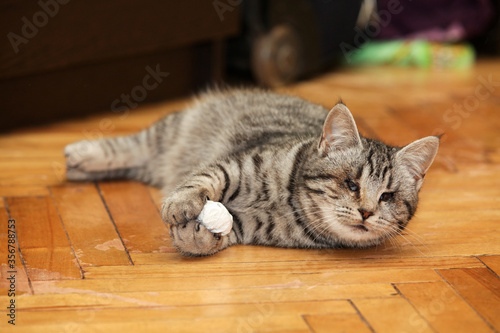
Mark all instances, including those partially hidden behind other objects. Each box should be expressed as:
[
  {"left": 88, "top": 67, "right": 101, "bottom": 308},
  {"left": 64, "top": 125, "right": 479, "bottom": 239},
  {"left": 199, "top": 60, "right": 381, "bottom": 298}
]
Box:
[{"left": 0, "top": 0, "right": 240, "bottom": 131}]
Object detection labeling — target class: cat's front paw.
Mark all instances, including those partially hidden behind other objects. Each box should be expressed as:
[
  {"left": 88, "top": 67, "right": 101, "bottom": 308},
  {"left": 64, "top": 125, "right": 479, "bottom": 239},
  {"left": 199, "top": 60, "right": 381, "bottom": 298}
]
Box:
[
  {"left": 170, "top": 221, "right": 225, "bottom": 256},
  {"left": 161, "top": 190, "right": 207, "bottom": 226}
]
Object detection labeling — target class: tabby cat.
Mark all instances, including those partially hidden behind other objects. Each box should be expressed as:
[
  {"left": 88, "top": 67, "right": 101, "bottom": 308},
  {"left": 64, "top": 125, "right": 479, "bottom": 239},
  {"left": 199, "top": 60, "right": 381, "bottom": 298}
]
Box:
[{"left": 65, "top": 89, "right": 439, "bottom": 256}]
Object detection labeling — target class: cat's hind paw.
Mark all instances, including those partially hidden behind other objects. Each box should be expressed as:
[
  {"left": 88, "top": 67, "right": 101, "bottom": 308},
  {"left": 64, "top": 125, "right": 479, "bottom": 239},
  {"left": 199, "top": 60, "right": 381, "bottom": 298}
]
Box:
[{"left": 64, "top": 140, "right": 107, "bottom": 172}]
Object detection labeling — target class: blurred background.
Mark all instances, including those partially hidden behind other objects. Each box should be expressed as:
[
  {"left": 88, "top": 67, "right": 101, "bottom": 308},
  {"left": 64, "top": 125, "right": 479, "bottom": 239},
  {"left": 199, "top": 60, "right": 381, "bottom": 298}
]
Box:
[{"left": 0, "top": 0, "right": 498, "bottom": 131}]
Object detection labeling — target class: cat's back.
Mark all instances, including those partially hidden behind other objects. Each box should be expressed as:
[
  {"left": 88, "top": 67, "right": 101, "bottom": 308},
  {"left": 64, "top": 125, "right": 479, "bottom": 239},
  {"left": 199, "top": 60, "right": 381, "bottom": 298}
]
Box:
[
  {"left": 186, "top": 89, "right": 328, "bottom": 142},
  {"left": 176, "top": 89, "right": 331, "bottom": 157},
  {"left": 156, "top": 89, "right": 329, "bottom": 190}
]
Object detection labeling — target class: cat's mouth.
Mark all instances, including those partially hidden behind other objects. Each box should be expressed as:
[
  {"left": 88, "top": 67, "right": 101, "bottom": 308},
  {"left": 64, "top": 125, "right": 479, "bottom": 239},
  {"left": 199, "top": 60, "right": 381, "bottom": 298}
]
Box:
[{"left": 351, "top": 224, "right": 369, "bottom": 232}]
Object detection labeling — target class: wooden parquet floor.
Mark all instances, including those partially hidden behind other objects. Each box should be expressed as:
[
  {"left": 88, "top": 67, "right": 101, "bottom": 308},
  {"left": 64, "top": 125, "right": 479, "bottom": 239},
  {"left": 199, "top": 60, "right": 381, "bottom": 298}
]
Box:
[{"left": 1, "top": 60, "right": 500, "bottom": 332}]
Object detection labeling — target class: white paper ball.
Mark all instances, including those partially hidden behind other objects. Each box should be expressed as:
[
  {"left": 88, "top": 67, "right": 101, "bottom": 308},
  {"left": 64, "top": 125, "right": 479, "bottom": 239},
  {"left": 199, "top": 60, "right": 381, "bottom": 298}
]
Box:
[{"left": 196, "top": 200, "right": 233, "bottom": 236}]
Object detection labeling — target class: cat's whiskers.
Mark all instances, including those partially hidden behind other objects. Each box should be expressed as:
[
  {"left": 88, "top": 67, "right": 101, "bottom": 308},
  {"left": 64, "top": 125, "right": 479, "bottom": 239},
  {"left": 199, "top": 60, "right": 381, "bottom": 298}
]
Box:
[
  {"left": 380, "top": 224, "right": 428, "bottom": 256},
  {"left": 397, "top": 229, "right": 430, "bottom": 254},
  {"left": 280, "top": 202, "right": 345, "bottom": 225},
  {"left": 297, "top": 213, "right": 338, "bottom": 242},
  {"left": 312, "top": 223, "right": 333, "bottom": 244},
  {"left": 304, "top": 213, "right": 333, "bottom": 231},
  {"left": 371, "top": 220, "right": 409, "bottom": 248},
  {"left": 371, "top": 223, "right": 406, "bottom": 252},
  {"left": 386, "top": 234, "right": 401, "bottom": 251},
  {"left": 388, "top": 234, "right": 406, "bottom": 252},
  {"left": 370, "top": 225, "right": 399, "bottom": 250},
  {"left": 378, "top": 217, "right": 428, "bottom": 250},
  {"left": 400, "top": 226, "right": 426, "bottom": 243}
]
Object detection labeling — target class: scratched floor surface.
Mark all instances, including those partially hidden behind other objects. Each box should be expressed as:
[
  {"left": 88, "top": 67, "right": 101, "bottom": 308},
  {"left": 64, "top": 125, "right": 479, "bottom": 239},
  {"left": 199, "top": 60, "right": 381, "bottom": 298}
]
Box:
[{"left": 1, "top": 60, "right": 500, "bottom": 332}]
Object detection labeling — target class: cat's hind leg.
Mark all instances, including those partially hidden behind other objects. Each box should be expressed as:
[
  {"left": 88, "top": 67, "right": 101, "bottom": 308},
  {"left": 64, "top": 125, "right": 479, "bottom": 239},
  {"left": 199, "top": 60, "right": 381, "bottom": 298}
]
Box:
[
  {"left": 65, "top": 112, "right": 184, "bottom": 184},
  {"left": 65, "top": 130, "right": 151, "bottom": 182}
]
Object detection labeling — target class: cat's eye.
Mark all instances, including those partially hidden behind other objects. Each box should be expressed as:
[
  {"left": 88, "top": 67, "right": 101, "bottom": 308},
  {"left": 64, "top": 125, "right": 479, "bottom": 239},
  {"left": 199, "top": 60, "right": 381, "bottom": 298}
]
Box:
[
  {"left": 346, "top": 179, "right": 358, "bottom": 192},
  {"left": 379, "top": 192, "right": 394, "bottom": 202}
]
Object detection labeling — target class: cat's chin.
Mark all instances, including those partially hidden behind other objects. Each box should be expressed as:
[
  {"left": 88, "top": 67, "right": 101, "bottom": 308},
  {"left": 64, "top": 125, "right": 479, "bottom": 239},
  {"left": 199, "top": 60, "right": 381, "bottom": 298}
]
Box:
[
  {"left": 328, "top": 221, "right": 388, "bottom": 248},
  {"left": 350, "top": 224, "right": 369, "bottom": 232}
]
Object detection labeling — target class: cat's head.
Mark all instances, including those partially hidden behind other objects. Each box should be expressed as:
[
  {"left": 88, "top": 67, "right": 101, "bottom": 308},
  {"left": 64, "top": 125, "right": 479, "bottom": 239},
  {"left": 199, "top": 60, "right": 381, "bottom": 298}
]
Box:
[{"left": 300, "top": 102, "right": 439, "bottom": 248}]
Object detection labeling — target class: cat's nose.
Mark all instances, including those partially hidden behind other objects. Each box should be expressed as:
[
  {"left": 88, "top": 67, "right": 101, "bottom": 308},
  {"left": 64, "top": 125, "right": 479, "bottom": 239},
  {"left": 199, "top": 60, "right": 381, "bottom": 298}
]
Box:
[{"left": 358, "top": 209, "right": 373, "bottom": 221}]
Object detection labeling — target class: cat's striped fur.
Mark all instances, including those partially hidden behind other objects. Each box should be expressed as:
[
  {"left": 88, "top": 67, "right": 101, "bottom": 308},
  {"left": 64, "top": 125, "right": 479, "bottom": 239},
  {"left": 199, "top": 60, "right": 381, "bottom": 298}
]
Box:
[{"left": 65, "top": 89, "right": 439, "bottom": 256}]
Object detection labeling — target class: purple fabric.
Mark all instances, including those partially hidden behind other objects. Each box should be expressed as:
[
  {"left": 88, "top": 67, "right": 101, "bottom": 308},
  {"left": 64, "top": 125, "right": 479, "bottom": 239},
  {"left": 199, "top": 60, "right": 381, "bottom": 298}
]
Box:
[{"left": 376, "top": 0, "right": 496, "bottom": 42}]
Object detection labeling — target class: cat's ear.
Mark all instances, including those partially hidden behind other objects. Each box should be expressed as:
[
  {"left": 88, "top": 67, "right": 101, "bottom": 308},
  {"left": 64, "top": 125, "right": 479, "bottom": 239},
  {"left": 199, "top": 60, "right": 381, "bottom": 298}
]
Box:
[
  {"left": 396, "top": 136, "right": 440, "bottom": 180},
  {"left": 319, "top": 102, "right": 362, "bottom": 154}
]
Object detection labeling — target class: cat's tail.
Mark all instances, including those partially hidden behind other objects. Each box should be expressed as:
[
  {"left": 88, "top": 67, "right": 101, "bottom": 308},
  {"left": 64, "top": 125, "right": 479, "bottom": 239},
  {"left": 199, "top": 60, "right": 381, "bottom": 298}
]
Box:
[{"left": 64, "top": 113, "right": 179, "bottom": 185}]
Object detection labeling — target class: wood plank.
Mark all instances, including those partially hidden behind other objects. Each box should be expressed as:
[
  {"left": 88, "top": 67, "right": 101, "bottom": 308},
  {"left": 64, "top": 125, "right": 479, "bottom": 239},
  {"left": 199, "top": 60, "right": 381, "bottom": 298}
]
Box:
[
  {"left": 353, "top": 297, "right": 434, "bottom": 333},
  {"left": 147, "top": 186, "right": 164, "bottom": 211},
  {"left": 412, "top": 209, "right": 500, "bottom": 231},
  {"left": 50, "top": 184, "right": 132, "bottom": 267},
  {"left": 475, "top": 61, "right": 500, "bottom": 98},
  {"left": 5, "top": 196, "right": 82, "bottom": 280},
  {"left": 390, "top": 104, "right": 491, "bottom": 166},
  {"left": 0, "top": 315, "right": 308, "bottom": 333},
  {"left": 142, "top": 224, "right": 500, "bottom": 258},
  {"left": 255, "top": 330, "right": 310, "bottom": 333},
  {"left": 396, "top": 282, "right": 493, "bottom": 333},
  {"left": 424, "top": 165, "right": 500, "bottom": 191},
  {"left": 438, "top": 268, "right": 500, "bottom": 330},
  {"left": 0, "top": 186, "right": 49, "bottom": 197},
  {"left": 0, "top": 171, "right": 64, "bottom": 187},
  {"left": 401, "top": 231, "right": 500, "bottom": 258},
  {"left": 130, "top": 229, "right": 500, "bottom": 260},
  {"left": 84, "top": 257, "right": 484, "bottom": 279},
  {"left": 371, "top": 228, "right": 500, "bottom": 259},
  {"left": 32, "top": 269, "right": 441, "bottom": 294},
  {"left": 418, "top": 189, "right": 500, "bottom": 212},
  {"left": 5, "top": 283, "right": 396, "bottom": 310},
  {"left": 2, "top": 300, "right": 353, "bottom": 326},
  {"left": 490, "top": 151, "right": 500, "bottom": 164},
  {"left": 0, "top": 159, "right": 68, "bottom": 170},
  {"left": 97, "top": 181, "right": 172, "bottom": 253},
  {"left": 477, "top": 99, "right": 500, "bottom": 131},
  {"left": 478, "top": 255, "right": 500, "bottom": 277},
  {"left": 447, "top": 112, "right": 500, "bottom": 152},
  {"left": 304, "top": 313, "right": 372, "bottom": 333},
  {"left": 357, "top": 110, "right": 422, "bottom": 147}
]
